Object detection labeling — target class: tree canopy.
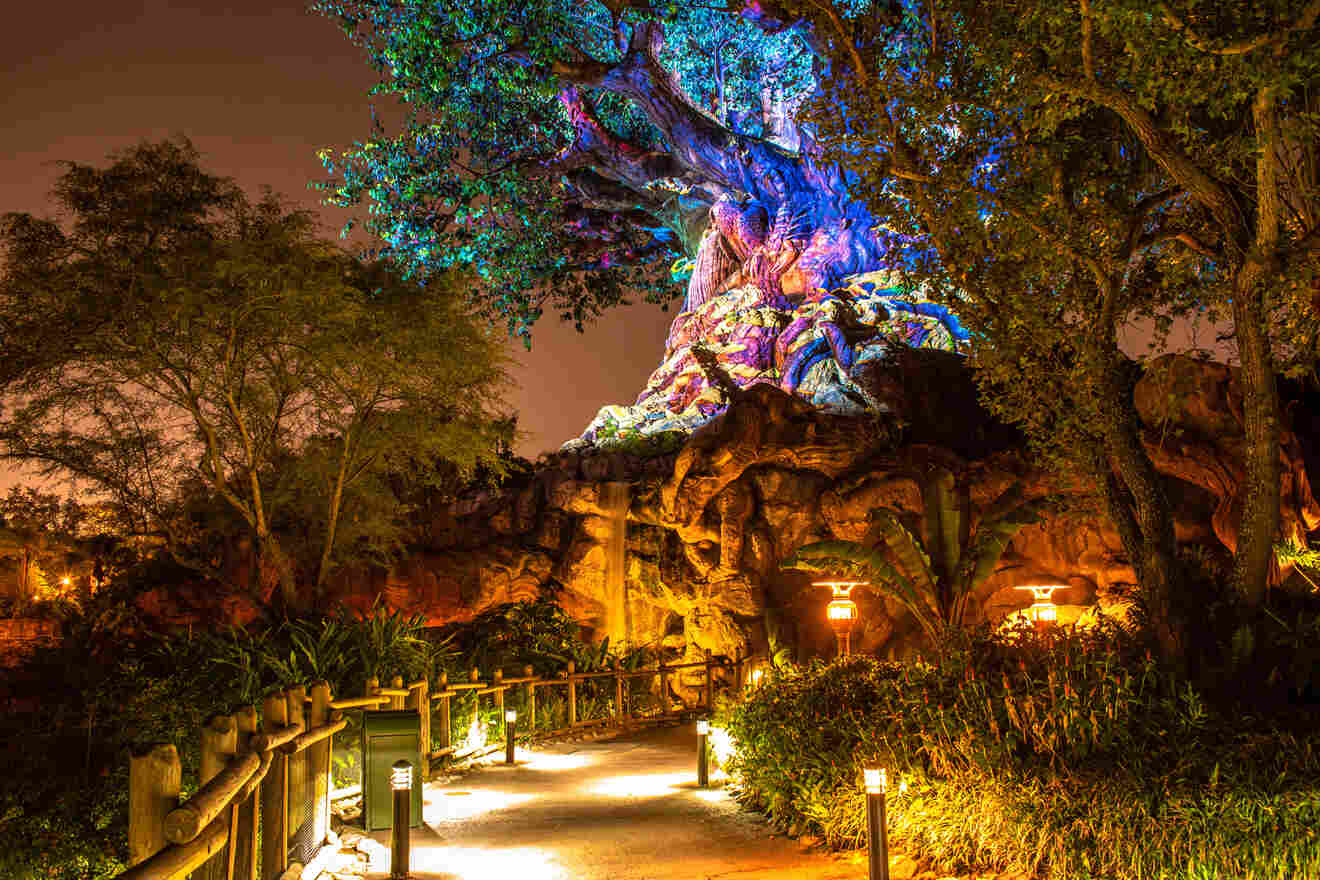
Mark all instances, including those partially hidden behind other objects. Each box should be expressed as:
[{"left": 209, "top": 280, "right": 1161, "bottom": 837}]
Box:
[
  {"left": 314, "top": 0, "right": 1320, "bottom": 643},
  {"left": 313, "top": 0, "right": 901, "bottom": 341},
  {"left": 0, "top": 139, "right": 513, "bottom": 605},
  {"left": 777, "top": 0, "right": 1320, "bottom": 620}
]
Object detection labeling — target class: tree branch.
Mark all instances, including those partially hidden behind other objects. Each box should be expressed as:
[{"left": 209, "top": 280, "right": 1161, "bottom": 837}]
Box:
[
  {"left": 1157, "top": 0, "right": 1320, "bottom": 56},
  {"left": 1033, "top": 70, "right": 1243, "bottom": 242}
]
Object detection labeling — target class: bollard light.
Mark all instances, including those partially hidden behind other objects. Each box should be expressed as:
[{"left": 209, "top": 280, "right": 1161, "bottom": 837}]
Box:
[
  {"left": 390, "top": 759, "right": 412, "bottom": 879},
  {"left": 863, "top": 766, "right": 890, "bottom": 880},
  {"left": 696, "top": 719, "right": 710, "bottom": 787},
  {"left": 391, "top": 760, "right": 412, "bottom": 791},
  {"left": 816, "top": 580, "right": 867, "bottom": 656},
  {"left": 504, "top": 709, "right": 518, "bottom": 765}
]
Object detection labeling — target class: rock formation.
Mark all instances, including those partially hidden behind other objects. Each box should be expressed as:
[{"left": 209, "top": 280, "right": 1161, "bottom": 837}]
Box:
[{"left": 321, "top": 345, "right": 1318, "bottom": 701}]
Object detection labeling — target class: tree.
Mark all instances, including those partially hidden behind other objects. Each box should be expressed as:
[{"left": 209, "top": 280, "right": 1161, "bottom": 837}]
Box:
[
  {"left": 312, "top": 0, "right": 907, "bottom": 342},
  {"left": 0, "top": 140, "right": 512, "bottom": 606},
  {"left": 760, "top": 0, "right": 1320, "bottom": 625},
  {"left": 0, "top": 488, "right": 81, "bottom": 603},
  {"left": 784, "top": 467, "right": 1048, "bottom": 644}
]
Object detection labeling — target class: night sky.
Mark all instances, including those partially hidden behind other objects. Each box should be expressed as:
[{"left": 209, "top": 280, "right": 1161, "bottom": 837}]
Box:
[{"left": 2, "top": 0, "right": 675, "bottom": 466}]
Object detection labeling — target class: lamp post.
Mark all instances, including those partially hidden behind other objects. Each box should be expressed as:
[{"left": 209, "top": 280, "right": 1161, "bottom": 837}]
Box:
[
  {"left": 696, "top": 719, "right": 710, "bottom": 787},
  {"left": 817, "top": 580, "right": 867, "bottom": 657},
  {"left": 864, "top": 768, "right": 889, "bottom": 880},
  {"left": 390, "top": 759, "right": 412, "bottom": 879},
  {"left": 504, "top": 709, "right": 517, "bottom": 765},
  {"left": 1014, "top": 585, "right": 1061, "bottom": 630}
]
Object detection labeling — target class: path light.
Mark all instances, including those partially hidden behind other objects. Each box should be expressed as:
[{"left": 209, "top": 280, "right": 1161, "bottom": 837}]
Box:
[
  {"left": 817, "top": 580, "right": 867, "bottom": 656},
  {"left": 696, "top": 719, "right": 710, "bottom": 787},
  {"left": 504, "top": 710, "right": 517, "bottom": 765},
  {"left": 390, "top": 759, "right": 412, "bottom": 879},
  {"left": 864, "top": 767, "right": 889, "bottom": 880},
  {"left": 749, "top": 667, "right": 764, "bottom": 689},
  {"left": 1015, "top": 585, "right": 1062, "bottom": 630}
]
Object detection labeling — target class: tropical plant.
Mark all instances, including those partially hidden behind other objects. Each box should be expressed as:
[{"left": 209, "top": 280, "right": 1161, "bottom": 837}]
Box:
[{"left": 784, "top": 468, "right": 1049, "bottom": 642}]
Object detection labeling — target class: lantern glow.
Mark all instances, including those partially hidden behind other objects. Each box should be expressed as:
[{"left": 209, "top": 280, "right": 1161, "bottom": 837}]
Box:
[
  {"left": 1015, "top": 585, "right": 1063, "bottom": 626},
  {"left": 696, "top": 719, "right": 711, "bottom": 736},
  {"left": 864, "top": 767, "right": 886, "bottom": 794},
  {"left": 391, "top": 759, "right": 413, "bottom": 791},
  {"left": 505, "top": 709, "right": 517, "bottom": 723}
]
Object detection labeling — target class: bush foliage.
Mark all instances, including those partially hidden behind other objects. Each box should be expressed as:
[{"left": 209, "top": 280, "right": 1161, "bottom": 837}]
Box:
[{"left": 721, "top": 625, "right": 1320, "bottom": 879}]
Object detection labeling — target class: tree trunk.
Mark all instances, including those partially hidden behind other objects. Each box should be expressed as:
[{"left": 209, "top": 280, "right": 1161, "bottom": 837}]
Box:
[
  {"left": 1229, "top": 286, "right": 1281, "bottom": 605},
  {"left": 316, "top": 437, "right": 352, "bottom": 596},
  {"left": 1095, "top": 349, "right": 1183, "bottom": 661},
  {"left": 258, "top": 529, "right": 299, "bottom": 610}
]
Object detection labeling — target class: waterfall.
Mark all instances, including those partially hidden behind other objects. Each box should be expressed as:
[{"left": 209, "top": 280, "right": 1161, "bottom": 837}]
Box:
[{"left": 601, "top": 481, "right": 632, "bottom": 648}]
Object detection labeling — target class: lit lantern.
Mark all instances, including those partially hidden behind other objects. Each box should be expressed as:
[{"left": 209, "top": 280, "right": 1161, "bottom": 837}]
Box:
[
  {"left": 390, "top": 759, "right": 413, "bottom": 791},
  {"left": 1014, "top": 585, "right": 1062, "bottom": 629},
  {"left": 816, "top": 580, "right": 867, "bottom": 656},
  {"left": 863, "top": 767, "right": 886, "bottom": 794}
]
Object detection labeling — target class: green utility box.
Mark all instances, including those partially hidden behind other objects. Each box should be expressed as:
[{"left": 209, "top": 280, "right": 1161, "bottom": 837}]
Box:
[{"left": 361, "top": 710, "right": 424, "bottom": 831}]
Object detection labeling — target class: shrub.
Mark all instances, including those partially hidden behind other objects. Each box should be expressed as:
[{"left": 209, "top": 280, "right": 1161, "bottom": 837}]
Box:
[{"left": 720, "top": 626, "right": 1320, "bottom": 878}]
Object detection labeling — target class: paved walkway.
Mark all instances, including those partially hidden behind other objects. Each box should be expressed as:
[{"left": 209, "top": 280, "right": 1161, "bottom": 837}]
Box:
[{"left": 360, "top": 724, "right": 864, "bottom": 880}]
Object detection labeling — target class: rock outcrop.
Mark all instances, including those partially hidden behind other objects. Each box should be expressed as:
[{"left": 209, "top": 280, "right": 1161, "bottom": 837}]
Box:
[{"left": 329, "top": 351, "right": 1318, "bottom": 699}]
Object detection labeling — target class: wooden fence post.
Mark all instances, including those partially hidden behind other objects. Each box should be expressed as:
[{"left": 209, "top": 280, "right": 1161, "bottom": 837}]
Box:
[
  {"left": 200, "top": 714, "right": 238, "bottom": 786},
  {"left": 566, "top": 662, "right": 577, "bottom": 727},
  {"left": 523, "top": 665, "right": 536, "bottom": 731},
  {"left": 389, "top": 675, "right": 405, "bottom": 711},
  {"left": 438, "top": 672, "right": 452, "bottom": 753},
  {"left": 409, "top": 679, "right": 431, "bottom": 781},
  {"left": 234, "top": 706, "right": 260, "bottom": 880},
  {"left": 260, "top": 691, "right": 290, "bottom": 880},
  {"left": 129, "top": 743, "right": 181, "bottom": 866},
  {"left": 494, "top": 669, "right": 505, "bottom": 727},
  {"left": 285, "top": 687, "right": 307, "bottom": 873},
  {"left": 704, "top": 649, "right": 714, "bottom": 710},
  {"left": 613, "top": 659, "right": 625, "bottom": 725},
  {"left": 309, "top": 682, "right": 332, "bottom": 846},
  {"left": 199, "top": 714, "right": 237, "bottom": 880}
]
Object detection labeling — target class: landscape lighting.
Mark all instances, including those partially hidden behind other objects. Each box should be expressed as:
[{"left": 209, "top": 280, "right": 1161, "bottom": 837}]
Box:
[
  {"left": 863, "top": 766, "right": 890, "bottom": 880},
  {"left": 390, "top": 759, "right": 412, "bottom": 879},
  {"left": 816, "top": 580, "right": 867, "bottom": 656}
]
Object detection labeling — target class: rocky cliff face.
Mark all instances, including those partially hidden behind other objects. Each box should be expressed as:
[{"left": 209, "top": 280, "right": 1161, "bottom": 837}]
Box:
[{"left": 324, "top": 352, "right": 1319, "bottom": 690}]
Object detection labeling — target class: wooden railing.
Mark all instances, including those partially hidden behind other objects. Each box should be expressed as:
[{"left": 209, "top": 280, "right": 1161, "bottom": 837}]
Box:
[
  {"left": 121, "top": 650, "right": 756, "bottom": 879},
  {"left": 123, "top": 683, "right": 345, "bottom": 880},
  {"left": 415, "top": 649, "right": 750, "bottom": 773}
]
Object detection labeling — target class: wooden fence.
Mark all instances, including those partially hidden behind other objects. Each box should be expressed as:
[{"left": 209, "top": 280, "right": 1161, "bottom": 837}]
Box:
[
  {"left": 123, "top": 683, "right": 344, "bottom": 880},
  {"left": 121, "top": 649, "right": 755, "bottom": 880}
]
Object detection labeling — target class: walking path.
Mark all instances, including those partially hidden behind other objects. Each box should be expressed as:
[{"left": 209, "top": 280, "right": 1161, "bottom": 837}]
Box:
[{"left": 324, "top": 724, "right": 1016, "bottom": 880}]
